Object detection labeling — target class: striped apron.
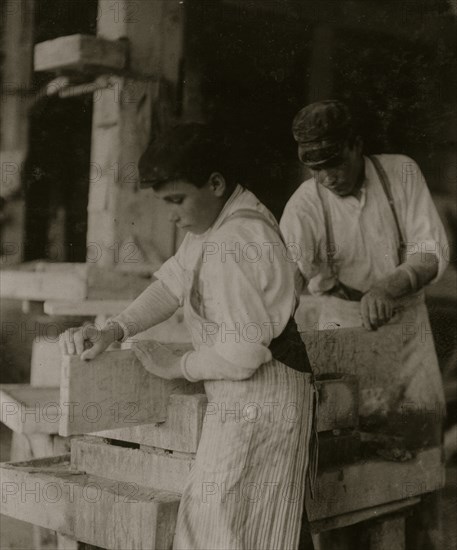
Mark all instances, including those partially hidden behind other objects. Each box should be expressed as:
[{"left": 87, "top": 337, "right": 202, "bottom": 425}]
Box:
[{"left": 173, "top": 249, "right": 316, "bottom": 550}]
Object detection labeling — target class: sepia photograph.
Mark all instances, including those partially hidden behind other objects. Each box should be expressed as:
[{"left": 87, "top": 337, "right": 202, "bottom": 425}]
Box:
[{"left": 0, "top": 1, "right": 456, "bottom": 549}]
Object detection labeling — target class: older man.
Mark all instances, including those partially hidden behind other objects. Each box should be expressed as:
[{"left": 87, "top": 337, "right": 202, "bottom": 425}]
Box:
[{"left": 280, "top": 100, "right": 449, "bottom": 549}]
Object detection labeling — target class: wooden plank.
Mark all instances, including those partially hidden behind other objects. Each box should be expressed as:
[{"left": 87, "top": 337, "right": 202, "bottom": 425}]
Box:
[
  {"left": 34, "top": 34, "right": 128, "bottom": 74},
  {"left": 1, "top": 385, "right": 60, "bottom": 434},
  {"left": 0, "top": 455, "right": 179, "bottom": 550},
  {"left": 94, "top": 393, "right": 207, "bottom": 453},
  {"left": 59, "top": 347, "right": 200, "bottom": 436},
  {"left": 302, "top": 325, "right": 402, "bottom": 418},
  {"left": 0, "top": 268, "right": 87, "bottom": 301},
  {"left": 315, "top": 375, "right": 358, "bottom": 432},
  {"left": 31, "top": 338, "right": 62, "bottom": 387},
  {"left": 306, "top": 447, "right": 444, "bottom": 522},
  {"left": 44, "top": 300, "right": 131, "bottom": 316},
  {"left": 0, "top": 262, "right": 152, "bottom": 301},
  {"left": 71, "top": 436, "right": 194, "bottom": 493},
  {"left": 309, "top": 497, "right": 420, "bottom": 533}
]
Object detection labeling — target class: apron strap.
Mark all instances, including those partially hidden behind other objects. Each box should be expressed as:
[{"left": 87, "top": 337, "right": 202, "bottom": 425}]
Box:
[
  {"left": 221, "top": 208, "right": 286, "bottom": 245},
  {"left": 220, "top": 208, "right": 311, "bottom": 374},
  {"left": 369, "top": 155, "right": 406, "bottom": 264}
]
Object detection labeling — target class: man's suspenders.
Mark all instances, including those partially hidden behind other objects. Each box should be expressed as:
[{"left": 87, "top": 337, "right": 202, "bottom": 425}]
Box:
[
  {"left": 369, "top": 155, "right": 406, "bottom": 264},
  {"left": 316, "top": 155, "right": 406, "bottom": 288}
]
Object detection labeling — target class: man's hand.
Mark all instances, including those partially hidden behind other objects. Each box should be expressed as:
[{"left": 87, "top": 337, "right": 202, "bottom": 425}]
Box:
[
  {"left": 132, "top": 341, "right": 183, "bottom": 380},
  {"left": 360, "top": 287, "right": 395, "bottom": 331},
  {"left": 59, "top": 323, "right": 119, "bottom": 361}
]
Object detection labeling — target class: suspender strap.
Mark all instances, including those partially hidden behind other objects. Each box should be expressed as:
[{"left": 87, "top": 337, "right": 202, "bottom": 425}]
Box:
[
  {"left": 369, "top": 155, "right": 406, "bottom": 264},
  {"left": 315, "top": 182, "right": 338, "bottom": 278}
]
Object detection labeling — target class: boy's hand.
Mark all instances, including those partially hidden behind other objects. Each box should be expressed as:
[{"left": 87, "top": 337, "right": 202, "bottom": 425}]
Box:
[
  {"left": 132, "top": 341, "right": 183, "bottom": 380},
  {"left": 59, "top": 323, "right": 119, "bottom": 361}
]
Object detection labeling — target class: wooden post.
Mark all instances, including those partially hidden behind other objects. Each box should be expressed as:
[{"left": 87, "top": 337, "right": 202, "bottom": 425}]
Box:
[
  {"left": 0, "top": 0, "right": 35, "bottom": 264},
  {"left": 87, "top": 0, "right": 186, "bottom": 268},
  {"left": 307, "top": 24, "right": 334, "bottom": 103},
  {"left": 368, "top": 515, "right": 405, "bottom": 550}
]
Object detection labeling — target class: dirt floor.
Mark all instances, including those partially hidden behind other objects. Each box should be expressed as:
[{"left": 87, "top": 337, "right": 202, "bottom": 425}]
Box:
[{"left": 0, "top": 423, "right": 456, "bottom": 550}]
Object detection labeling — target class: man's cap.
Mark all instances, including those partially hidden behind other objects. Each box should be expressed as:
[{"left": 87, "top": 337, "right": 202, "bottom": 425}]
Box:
[
  {"left": 138, "top": 123, "right": 230, "bottom": 188},
  {"left": 292, "top": 100, "right": 354, "bottom": 167}
]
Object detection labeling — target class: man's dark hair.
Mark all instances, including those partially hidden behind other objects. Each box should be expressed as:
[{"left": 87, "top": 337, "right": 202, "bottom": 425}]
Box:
[{"left": 138, "top": 123, "right": 236, "bottom": 191}]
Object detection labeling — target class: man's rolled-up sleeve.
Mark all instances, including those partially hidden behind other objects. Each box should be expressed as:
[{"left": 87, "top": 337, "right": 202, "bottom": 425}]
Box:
[{"left": 400, "top": 157, "right": 450, "bottom": 283}]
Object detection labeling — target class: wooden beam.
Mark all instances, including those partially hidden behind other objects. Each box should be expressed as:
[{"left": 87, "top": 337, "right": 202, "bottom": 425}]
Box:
[
  {"left": 0, "top": 385, "right": 60, "bottom": 434},
  {"left": 0, "top": 263, "right": 87, "bottom": 301},
  {"left": 87, "top": 0, "right": 185, "bottom": 266},
  {"left": 59, "top": 347, "right": 200, "bottom": 436},
  {"left": 0, "top": 455, "right": 179, "bottom": 550},
  {"left": 34, "top": 34, "right": 128, "bottom": 74},
  {"left": 71, "top": 436, "right": 194, "bottom": 493},
  {"left": 302, "top": 325, "right": 402, "bottom": 418},
  {"left": 306, "top": 447, "right": 444, "bottom": 522}
]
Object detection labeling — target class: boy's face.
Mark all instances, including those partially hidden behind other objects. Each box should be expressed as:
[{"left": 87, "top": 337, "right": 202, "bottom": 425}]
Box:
[{"left": 153, "top": 178, "right": 226, "bottom": 234}]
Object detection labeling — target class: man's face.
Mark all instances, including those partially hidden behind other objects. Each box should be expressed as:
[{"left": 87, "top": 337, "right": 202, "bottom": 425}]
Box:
[
  {"left": 300, "top": 140, "right": 364, "bottom": 197},
  {"left": 153, "top": 179, "right": 225, "bottom": 234}
]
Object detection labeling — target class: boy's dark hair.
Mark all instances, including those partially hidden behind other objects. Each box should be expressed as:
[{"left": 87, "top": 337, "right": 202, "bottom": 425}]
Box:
[{"left": 138, "top": 123, "right": 236, "bottom": 190}]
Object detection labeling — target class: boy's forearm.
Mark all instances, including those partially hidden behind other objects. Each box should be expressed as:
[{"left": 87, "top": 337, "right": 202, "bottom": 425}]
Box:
[{"left": 110, "top": 279, "right": 180, "bottom": 340}]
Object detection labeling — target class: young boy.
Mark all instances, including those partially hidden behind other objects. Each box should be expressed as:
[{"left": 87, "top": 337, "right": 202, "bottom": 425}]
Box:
[{"left": 61, "top": 123, "right": 315, "bottom": 550}]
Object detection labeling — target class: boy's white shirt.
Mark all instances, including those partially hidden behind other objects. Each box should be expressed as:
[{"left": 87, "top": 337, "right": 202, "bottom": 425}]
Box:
[{"left": 115, "top": 185, "right": 297, "bottom": 381}]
